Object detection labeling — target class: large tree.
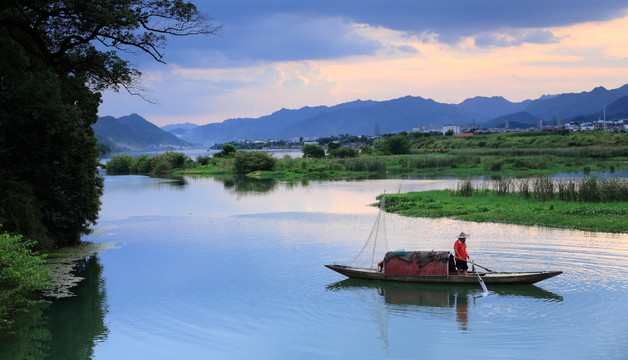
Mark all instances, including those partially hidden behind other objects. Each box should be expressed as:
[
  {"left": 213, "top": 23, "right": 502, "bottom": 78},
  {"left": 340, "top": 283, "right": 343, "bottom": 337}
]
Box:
[{"left": 0, "top": 1, "right": 218, "bottom": 249}]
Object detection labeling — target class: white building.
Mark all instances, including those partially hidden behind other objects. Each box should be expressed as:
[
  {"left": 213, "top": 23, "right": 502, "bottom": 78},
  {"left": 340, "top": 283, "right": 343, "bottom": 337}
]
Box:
[{"left": 442, "top": 125, "right": 460, "bottom": 135}]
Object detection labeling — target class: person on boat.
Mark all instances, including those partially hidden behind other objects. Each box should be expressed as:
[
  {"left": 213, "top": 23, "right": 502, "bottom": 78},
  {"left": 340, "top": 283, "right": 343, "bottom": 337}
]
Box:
[{"left": 453, "top": 232, "right": 469, "bottom": 275}]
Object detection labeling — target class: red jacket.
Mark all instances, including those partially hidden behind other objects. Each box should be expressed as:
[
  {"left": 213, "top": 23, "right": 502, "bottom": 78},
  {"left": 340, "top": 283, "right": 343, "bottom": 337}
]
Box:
[{"left": 454, "top": 240, "right": 468, "bottom": 261}]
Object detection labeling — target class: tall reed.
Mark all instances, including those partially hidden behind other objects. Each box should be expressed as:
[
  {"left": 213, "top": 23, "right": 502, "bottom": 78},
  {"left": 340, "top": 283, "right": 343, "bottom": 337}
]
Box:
[{"left": 452, "top": 175, "right": 628, "bottom": 203}]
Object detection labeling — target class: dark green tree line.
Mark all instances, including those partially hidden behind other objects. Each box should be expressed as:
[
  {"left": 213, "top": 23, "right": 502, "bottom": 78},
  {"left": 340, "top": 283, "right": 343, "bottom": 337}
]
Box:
[{"left": 0, "top": 1, "right": 217, "bottom": 249}]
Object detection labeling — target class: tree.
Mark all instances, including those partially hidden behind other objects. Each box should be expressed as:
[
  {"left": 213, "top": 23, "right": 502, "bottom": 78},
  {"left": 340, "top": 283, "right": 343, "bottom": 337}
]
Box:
[
  {"left": 326, "top": 142, "right": 341, "bottom": 153},
  {"left": 387, "top": 135, "right": 411, "bottom": 155},
  {"left": 233, "top": 151, "right": 277, "bottom": 174},
  {"left": 302, "top": 144, "right": 325, "bottom": 158},
  {"left": 214, "top": 143, "right": 238, "bottom": 158},
  {"left": 0, "top": 1, "right": 218, "bottom": 249},
  {"left": 330, "top": 146, "right": 358, "bottom": 158}
]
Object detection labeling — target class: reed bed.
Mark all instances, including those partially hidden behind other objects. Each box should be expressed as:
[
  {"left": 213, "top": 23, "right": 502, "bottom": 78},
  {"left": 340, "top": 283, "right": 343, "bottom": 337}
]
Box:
[{"left": 454, "top": 175, "right": 628, "bottom": 202}]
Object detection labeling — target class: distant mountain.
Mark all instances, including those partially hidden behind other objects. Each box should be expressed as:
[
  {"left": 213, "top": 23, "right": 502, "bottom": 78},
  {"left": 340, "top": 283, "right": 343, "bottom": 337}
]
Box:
[
  {"left": 161, "top": 122, "right": 199, "bottom": 140},
  {"left": 112, "top": 84, "right": 628, "bottom": 147},
  {"left": 522, "top": 85, "right": 628, "bottom": 119},
  {"left": 93, "top": 114, "right": 192, "bottom": 151},
  {"left": 161, "top": 122, "right": 199, "bottom": 132},
  {"left": 603, "top": 95, "right": 628, "bottom": 119},
  {"left": 183, "top": 96, "right": 485, "bottom": 146},
  {"left": 484, "top": 112, "right": 541, "bottom": 129},
  {"left": 456, "top": 96, "right": 527, "bottom": 119}
]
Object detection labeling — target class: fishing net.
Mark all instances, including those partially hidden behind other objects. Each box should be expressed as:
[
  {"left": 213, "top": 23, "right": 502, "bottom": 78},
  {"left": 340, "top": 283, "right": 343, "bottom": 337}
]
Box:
[{"left": 347, "top": 195, "right": 389, "bottom": 269}]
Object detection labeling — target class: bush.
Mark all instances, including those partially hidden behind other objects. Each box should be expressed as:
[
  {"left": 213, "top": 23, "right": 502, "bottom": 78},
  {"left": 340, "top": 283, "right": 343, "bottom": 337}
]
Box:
[
  {"left": 330, "top": 146, "right": 358, "bottom": 158},
  {"left": 130, "top": 154, "right": 152, "bottom": 174},
  {"left": 0, "top": 230, "right": 50, "bottom": 319},
  {"left": 151, "top": 158, "right": 172, "bottom": 175},
  {"left": 234, "top": 151, "right": 277, "bottom": 174},
  {"left": 106, "top": 154, "right": 134, "bottom": 174},
  {"left": 214, "top": 143, "right": 238, "bottom": 158},
  {"left": 196, "top": 155, "right": 212, "bottom": 166},
  {"left": 302, "top": 144, "right": 325, "bottom": 158},
  {"left": 387, "top": 135, "right": 411, "bottom": 155}
]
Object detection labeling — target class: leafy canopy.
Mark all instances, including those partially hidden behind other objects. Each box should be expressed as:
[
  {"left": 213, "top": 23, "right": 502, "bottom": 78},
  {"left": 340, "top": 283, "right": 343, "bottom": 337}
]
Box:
[{"left": 0, "top": 1, "right": 217, "bottom": 248}]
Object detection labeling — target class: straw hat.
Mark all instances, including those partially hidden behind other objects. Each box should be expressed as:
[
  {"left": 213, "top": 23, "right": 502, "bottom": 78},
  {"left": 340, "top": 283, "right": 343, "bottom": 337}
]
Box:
[{"left": 458, "top": 232, "right": 470, "bottom": 239}]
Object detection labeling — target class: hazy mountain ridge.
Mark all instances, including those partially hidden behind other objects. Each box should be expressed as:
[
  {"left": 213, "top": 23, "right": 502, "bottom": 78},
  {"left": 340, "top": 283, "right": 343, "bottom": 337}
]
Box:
[
  {"left": 178, "top": 84, "right": 628, "bottom": 145},
  {"left": 93, "top": 114, "right": 191, "bottom": 151},
  {"left": 96, "top": 85, "right": 628, "bottom": 149}
]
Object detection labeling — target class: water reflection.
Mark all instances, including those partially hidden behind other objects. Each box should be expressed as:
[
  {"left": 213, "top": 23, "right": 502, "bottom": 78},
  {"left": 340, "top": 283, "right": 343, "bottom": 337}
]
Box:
[
  {"left": 326, "top": 279, "right": 562, "bottom": 331},
  {"left": 219, "top": 175, "right": 279, "bottom": 194},
  {"left": 0, "top": 255, "right": 108, "bottom": 359}
]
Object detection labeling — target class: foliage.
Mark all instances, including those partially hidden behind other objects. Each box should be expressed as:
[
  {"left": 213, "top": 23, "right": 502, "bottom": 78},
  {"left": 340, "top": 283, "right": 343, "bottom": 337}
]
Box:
[
  {"left": 0, "top": 230, "right": 50, "bottom": 320},
  {"left": 374, "top": 135, "right": 411, "bottom": 155},
  {"left": 329, "top": 146, "right": 359, "bottom": 158},
  {"left": 105, "top": 154, "right": 134, "bottom": 175},
  {"left": 233, "top": 151, "right": 277, "bottom": 174},
  {"left": 453, "top": 176, "right": 628, "bottom": 203},
  {"left": 0, "top": 32, "right": 103, "bottom": 249},
  {"left": 386, "top": 135, "right": 411, "bottom": 155},
  {"left": 384, "top": 190, "right": 628, "bottom": 233},
  {"left": 326, "top": 142, "right": 342, "bottom": 153},
  {"left": 213, "top": 143, "right": 238, "bottom": 158},
  {"left": 196, "top": 155, "right": 212, "bottom": 166},
  {"left": 302, "top": 144, "right": 326, "bottom": 158},
  {"left": 0, "top": 1, "right": 216, "bottom": 248},
  {"left": 106, "top": 152, "right": 192, "bottom": 176}
]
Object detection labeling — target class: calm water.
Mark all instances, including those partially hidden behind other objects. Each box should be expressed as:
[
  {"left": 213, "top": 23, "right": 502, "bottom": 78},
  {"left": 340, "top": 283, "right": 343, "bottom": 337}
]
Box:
[{"left": 2, "top": 176, "right": 628, "bottom": 359}]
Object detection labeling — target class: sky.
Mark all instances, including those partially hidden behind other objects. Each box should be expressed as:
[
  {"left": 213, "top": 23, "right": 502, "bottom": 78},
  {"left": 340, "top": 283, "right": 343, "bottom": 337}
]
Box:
[{"left": 97, "top": 1, "right": 628, "bottom": 126}]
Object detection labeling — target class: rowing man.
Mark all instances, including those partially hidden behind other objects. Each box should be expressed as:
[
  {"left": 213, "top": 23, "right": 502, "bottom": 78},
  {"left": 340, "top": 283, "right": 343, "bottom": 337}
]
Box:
[{"left": 453, "top": 232, "right": 469, "bottom": 275}]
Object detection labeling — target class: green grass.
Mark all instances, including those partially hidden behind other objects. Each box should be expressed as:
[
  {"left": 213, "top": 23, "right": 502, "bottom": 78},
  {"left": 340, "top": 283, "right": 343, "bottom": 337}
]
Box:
[{"left": 383, "top": 190, "right": 628, "bottom": 233}]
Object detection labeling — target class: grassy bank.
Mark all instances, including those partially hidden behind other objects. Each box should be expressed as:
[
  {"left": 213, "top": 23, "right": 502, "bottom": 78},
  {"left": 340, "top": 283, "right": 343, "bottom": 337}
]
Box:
[{"left": 382, "top": 183, "right": 628, "bottom": 233}]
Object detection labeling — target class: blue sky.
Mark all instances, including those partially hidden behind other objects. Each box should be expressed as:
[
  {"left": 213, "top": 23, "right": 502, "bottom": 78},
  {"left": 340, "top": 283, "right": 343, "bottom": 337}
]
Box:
[{"left": 98, "top": 1, "right": 628, "bottom": 126}]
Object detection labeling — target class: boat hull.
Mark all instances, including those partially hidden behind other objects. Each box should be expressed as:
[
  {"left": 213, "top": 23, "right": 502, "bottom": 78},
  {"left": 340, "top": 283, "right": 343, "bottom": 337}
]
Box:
[{"left": 325, "top": 264, "right": 562, "bottom": 285}]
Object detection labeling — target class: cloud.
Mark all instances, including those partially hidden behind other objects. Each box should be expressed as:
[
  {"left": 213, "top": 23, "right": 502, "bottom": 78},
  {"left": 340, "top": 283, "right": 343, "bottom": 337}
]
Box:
[
  {"left": 98, "top": 2, "right": 628, "bottom": 126},
  {"left": 201, "top": 1, "right": 628, "bottom": 44},
  {"left": 157, "top": 1, "right": 628, "bottom": 64},
  {"left": 474, "top": 29, "right": 562, "bottom": 47}
]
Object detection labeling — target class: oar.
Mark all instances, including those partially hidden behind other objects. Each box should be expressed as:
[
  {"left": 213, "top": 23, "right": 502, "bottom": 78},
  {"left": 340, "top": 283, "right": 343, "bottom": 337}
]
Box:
[
  {"left": 469, "top": 257, "right": 489, "bottom": 295},
  {"left": 472, "top": 262, "right": 494, "bottom": 273}
]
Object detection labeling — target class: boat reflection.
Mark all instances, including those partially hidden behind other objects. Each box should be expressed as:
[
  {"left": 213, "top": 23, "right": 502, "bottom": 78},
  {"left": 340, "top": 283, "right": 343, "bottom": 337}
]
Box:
[{"left": 327, "top": 278, "right": 562, "bottom": 330}]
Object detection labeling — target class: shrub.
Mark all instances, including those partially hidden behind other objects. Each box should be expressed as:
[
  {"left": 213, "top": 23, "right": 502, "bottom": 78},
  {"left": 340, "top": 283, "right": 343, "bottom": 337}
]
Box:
[
  {"left": 330, "top": 146, "right": 358, "bottom": 158},
  {"left": 163, "top": 152, "right": 190, "bottom": 168},
  {"left": 302, "top": 144, "right": 325, "bottom": 158},
  {"left": 196, "top": 155, "right": 212, "bottom": 166},
  {"left": 234, "top": 151, "right": 277, "bottom": 174},
  {"left": 387, "top": 135, "right": 411, "bottom": 155},
  {"left": 361, "top": 146, "right": 374, "bottom": 155},
  {"left": 214, "top": 143, "right": 238, "bottom": 158},
  {"left": 106, "top": 154, "right": 134, "bottom": 174},
  {"left": 0, "top": 230, "right": 50, "bottom": 318},
  {"left": 151, "top": 158, "right": 172, "bottom": 175},
  {"left": 134, "top": 154, "right": 153, "bottom": 173}
]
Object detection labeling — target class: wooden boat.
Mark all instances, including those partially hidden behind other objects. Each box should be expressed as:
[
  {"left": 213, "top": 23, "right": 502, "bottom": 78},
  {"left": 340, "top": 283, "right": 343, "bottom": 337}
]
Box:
[
  {"left": 325, "top": 195, "right": 562, "bottom": 286},
  {"left": 325, "top": 263, "right": 563, "bottom": 285}
]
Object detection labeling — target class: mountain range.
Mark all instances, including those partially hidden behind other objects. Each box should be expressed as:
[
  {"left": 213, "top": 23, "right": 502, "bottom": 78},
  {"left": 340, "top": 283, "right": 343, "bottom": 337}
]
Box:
[
  {"left": 94, "top": 84, "right": 628, "bottom": 149},
  {"left": 93, "top": 114, "right": 189, "bottom": 152}
]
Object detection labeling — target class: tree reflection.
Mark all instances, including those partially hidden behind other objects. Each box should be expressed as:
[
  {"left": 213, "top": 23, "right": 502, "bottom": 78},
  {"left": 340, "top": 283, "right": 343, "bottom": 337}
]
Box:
[
  {"left": 218, "top": 175, "right": 279, "bottom": 194},
  {"left": 0, "top": 255, "right": 108, "bottom": 359}
]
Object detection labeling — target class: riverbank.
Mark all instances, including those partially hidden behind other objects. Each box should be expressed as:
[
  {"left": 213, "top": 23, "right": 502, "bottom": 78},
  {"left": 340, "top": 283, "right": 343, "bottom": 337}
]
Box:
[{"left": 382, "top": 189, "right": 628, "bottom": 233}]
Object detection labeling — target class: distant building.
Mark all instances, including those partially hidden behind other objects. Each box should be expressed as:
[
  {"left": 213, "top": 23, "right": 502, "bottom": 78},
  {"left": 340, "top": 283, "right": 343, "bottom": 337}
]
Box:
[{"left": 442, "top": 125, "right": 460, "bottom": 135}]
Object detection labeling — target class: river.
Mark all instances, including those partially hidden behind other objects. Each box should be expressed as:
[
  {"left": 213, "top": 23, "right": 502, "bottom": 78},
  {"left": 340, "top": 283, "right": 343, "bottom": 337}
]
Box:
[{"left": 2, "top": 175, "right": 627, "bottom": 359}]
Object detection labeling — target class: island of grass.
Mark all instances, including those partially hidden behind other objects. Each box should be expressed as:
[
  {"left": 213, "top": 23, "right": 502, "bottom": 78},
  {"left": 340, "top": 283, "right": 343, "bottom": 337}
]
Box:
[{"left": 380, "top": 177, "right": 628, "bottom": 233}]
